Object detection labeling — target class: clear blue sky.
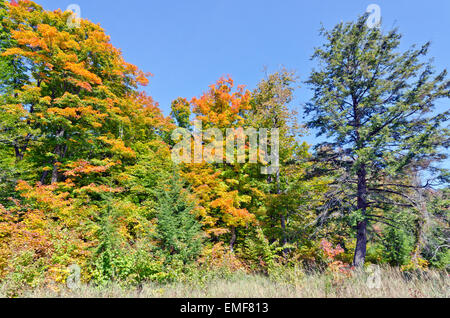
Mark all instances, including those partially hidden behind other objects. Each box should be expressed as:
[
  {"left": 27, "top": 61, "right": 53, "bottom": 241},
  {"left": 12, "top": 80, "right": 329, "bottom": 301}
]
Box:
[{"left": 36, "top": 0, "right": 449, "bottom": 168}]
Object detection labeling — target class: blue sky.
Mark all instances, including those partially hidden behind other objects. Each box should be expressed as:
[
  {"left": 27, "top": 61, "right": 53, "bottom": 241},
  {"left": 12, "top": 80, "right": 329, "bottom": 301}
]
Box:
[{"left": 36, "top": 0, "right": 449, "bottom": 166}]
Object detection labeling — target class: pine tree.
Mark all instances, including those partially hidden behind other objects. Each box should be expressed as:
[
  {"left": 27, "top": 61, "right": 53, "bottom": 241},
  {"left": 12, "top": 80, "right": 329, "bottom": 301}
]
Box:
[
  {"left": 306, "top": 15, "right": 449, "bottom": 267},
  {"left": 155, "top": 174, "right": 203, "bottom": 264}
]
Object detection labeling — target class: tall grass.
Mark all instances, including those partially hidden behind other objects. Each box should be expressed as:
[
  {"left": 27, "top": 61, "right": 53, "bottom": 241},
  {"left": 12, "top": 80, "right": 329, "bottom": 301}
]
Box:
[{"left": 3, "top": 266, "right": 448, "bottom": 298}]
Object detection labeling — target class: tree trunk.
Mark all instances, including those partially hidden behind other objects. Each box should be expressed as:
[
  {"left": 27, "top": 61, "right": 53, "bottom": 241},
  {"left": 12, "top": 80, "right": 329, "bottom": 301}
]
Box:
[
  {"left": 14, "top": 146, "right": 24, "bottom": 161},
  {"left": 51, "top": 164, "right": 59, "bottom": 184},
  {"left": 281, "top": 215, "right": 287, "bottom": 246},
  {"left": 353, "top": 164, "right": 368, "bottom": 267},
  {"left": 40, "top": 170, "right": 49, "bottom": 184},
  {"left": 50, "top": 130, "right": 66, "bottom": 184},
  {"left": 229, "top": 227, "right": 236, "bottom": 252},
  {"left": 412, "top": 186, "right": 428, "bottom": 265},
  {"left": 354, "top": 220, "right": 367, "bottom": 267}
]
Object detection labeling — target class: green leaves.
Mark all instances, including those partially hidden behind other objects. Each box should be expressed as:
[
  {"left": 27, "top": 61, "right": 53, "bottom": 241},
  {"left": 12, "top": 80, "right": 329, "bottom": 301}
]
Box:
[
  {"left": 306, "top": 14, "right": 449, "bottom": 265},
  {"left": 155, "top": 175, "right": 204, "bottom": 265}
]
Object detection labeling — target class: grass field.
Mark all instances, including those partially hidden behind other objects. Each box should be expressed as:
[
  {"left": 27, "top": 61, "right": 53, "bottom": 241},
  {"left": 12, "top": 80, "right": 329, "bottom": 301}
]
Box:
[{"left": 4, "top": 266, "right": 448, "bottom": 298}]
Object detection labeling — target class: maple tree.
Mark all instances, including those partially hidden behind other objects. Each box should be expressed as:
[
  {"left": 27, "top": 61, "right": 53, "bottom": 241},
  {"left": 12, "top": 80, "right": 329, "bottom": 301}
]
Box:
[
  {"left": 174, "top": 77, "right": 257, "bottom": 251},
  {"left": 0, "top": 0, "right": 173, "bottom": 289}
]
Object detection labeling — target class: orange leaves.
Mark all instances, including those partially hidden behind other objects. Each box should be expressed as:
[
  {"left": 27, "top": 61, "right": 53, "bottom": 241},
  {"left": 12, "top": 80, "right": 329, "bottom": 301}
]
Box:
[
  {"left": 0, "top": 104, "right": 27, "bottom": 117},
  {"left": 119, "top": 92, "right": 175, "bottom": 138},
  {"left": 320, "top": 239, "right": 353, "bottom": 275},
  {"left": 182, "top": 163, "right": 256, "bottom": 234},
  {"left": 211, "top": 190, "right": 256, "bottom": 227},
  {"left": 191, "top": 76, "right": 251, "bottom": 128},
  {"left": 13, "top": 28, "right": 48, "bottom": 50},
  {"left": 174, "top": 76, "right": 257, "bottom": 236},
  {"left": 4, "top": 7, "right": 148, "bottom": 94},
  {"left": 9, "top": 24, "right": 79, "bottom": 54},
  {"left": 320, "top": 239, "right": 345, "bottom": 260},
  {"left": 64, "top": 61, "right": 102, "bottom": 85},
  {"left": 64, "top": 160, "right": 117, "bottom": 178},
  {"left": 16, "top": 180, "right": 73, "bottom": 212},
  {"left": 2, "top": 46, "right": 37, "bottom": 59},
  {"left": 1, "top": 179, "right": 95, "bottom": 285},
  {"left": 35, "top": 24, "right": 58, "bottom": 50}
]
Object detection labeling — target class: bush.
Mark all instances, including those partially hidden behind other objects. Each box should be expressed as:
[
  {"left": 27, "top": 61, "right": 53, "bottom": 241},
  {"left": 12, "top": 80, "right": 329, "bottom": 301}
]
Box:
[{"left": 381, "top": 226, "right": 414, "bottom": 266}]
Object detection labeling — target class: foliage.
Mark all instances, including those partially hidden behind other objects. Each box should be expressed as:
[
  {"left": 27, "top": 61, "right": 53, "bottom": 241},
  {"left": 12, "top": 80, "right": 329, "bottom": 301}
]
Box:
[
  {"left": 381, "top": 226, "right": 414, "bottom": 267},
  {"left": 305, "top": 14, "right": 449, "bottom": 266},
  {"left": 154, "top": 175, "right": 203, "bottom": 265},
  {"left": 0, "top": 1, "right": 448, "bottom": 295}
]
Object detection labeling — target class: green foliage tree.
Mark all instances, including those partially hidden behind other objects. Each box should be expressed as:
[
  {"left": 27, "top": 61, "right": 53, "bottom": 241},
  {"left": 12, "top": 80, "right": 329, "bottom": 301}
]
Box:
[
  {"left": 381, "top": 225, "right": 414, "bottom": 266},
  {"left": 421, "top": 187, "right": 450, "bottom": 269},
  {"left": 306, "top": 15, "right": 449, "bottom": 266},
  {"left": 155, "top": 174, "right": 203, "bottom": 264},
  {"left": 0, "top": 0, "right": 27, "bottom": 94}
]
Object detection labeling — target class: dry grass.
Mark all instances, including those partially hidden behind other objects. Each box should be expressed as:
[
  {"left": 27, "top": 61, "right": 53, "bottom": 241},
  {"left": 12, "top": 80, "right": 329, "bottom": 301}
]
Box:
[{"left": 3, "top": 266, "right": 449, "bottom": 298}]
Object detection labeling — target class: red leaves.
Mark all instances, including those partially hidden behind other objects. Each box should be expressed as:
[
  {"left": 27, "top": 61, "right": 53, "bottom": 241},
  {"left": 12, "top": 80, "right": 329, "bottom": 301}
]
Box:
[
  {"left": 320, "top": 239, "right": 354, "bottom": 275},
  {"left": 320, "top": 239, "right": 345, "bottom": 260}
]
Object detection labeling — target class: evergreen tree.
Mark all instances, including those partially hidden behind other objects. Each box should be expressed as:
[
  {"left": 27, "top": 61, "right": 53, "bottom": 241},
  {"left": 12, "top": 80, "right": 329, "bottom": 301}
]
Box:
[
  {"left": 381, "top": 225, "right": 414, "bottom": 266},
  {"left": 306, "top": 15, "right": 449, "bottom": 266},
  {"left": 155, "top": 175, "right": 203, "bottom": 264}
]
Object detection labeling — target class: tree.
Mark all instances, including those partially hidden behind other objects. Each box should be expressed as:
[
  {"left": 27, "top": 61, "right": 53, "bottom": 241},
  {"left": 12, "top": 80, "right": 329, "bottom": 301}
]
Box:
[
  {"left": 175, "top": 77, "right": 257, "bottom": 251},
  {"left": 1, "top": 0, "right": 150, "bottom": 183},
  {"left": 0, "top": 1, "right": 173, "bottom": 287},
  {"left": 248, "top": 68, "right": 299, "bottom": 246},
  {"left": 155, "top": 174, "right": 203, "bottom": 264},
  {"left": 421, "top": 187, "right": 449, "bottom": 269},
  {"left": 0, "top": 0, "right": 27, "bottom": 94},
  {"left": 248, "top": 68, "right": 329, "bottom": 251},
  {"left": 306, "top": 16, "right": 449, "bottom": 266}
]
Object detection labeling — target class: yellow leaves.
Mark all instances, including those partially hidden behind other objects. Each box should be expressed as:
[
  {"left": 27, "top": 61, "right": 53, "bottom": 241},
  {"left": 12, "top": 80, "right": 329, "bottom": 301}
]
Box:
[
  {"left": 36, "top": 24, "right": 58, "bottom": 48},
  {"left": 0, "top": 104, "right": 27, "bottom": 117},
  {"left": 135, "top": 71, "right": 150, "bottom": 86},
  {"left": 47, "top": 107, "right": 78, "bottom": 118},
  {"left": 86, "top": 29, "right": 111, "bottom": 45},
  {"left": 98, "top": 136, "right": 136, "bottom": 159},
  {"left": 211, "top": 191, "right": 256, "bottom": 227},
  {"left": 67, "top": 78, "right": 93, "bottom": 92},
  {"left": 1, "top": 47, "right": 37, "bottom": 58},
  {"left": 76, "top": 184, "right": 124, "bottom": 195},
  {"left": 14, "top": 28, "right": 49, "bottom": 50},
  {"left": 40, "top": 96, "right": 52, "bottom": 106},
  {"left": 10, "top": 23, "right": 80, "bottom": 55},
  {"left": 206, "top": 228, "right": 230, "bottom": 237},
  {"left": 55, "top": 51, "right": 78, "bottom": 63},
  {"left": 198, "top": 242, "right": 248, "bottom": 272}
]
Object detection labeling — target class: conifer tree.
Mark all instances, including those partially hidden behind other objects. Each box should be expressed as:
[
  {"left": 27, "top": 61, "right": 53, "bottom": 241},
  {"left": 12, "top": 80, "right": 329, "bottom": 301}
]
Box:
[
  {"left": 155, "top": 174, "right": 203, "bottom": 264},
  {"left": 306, "top": 16, "right": 449, "bottom": 266}
]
